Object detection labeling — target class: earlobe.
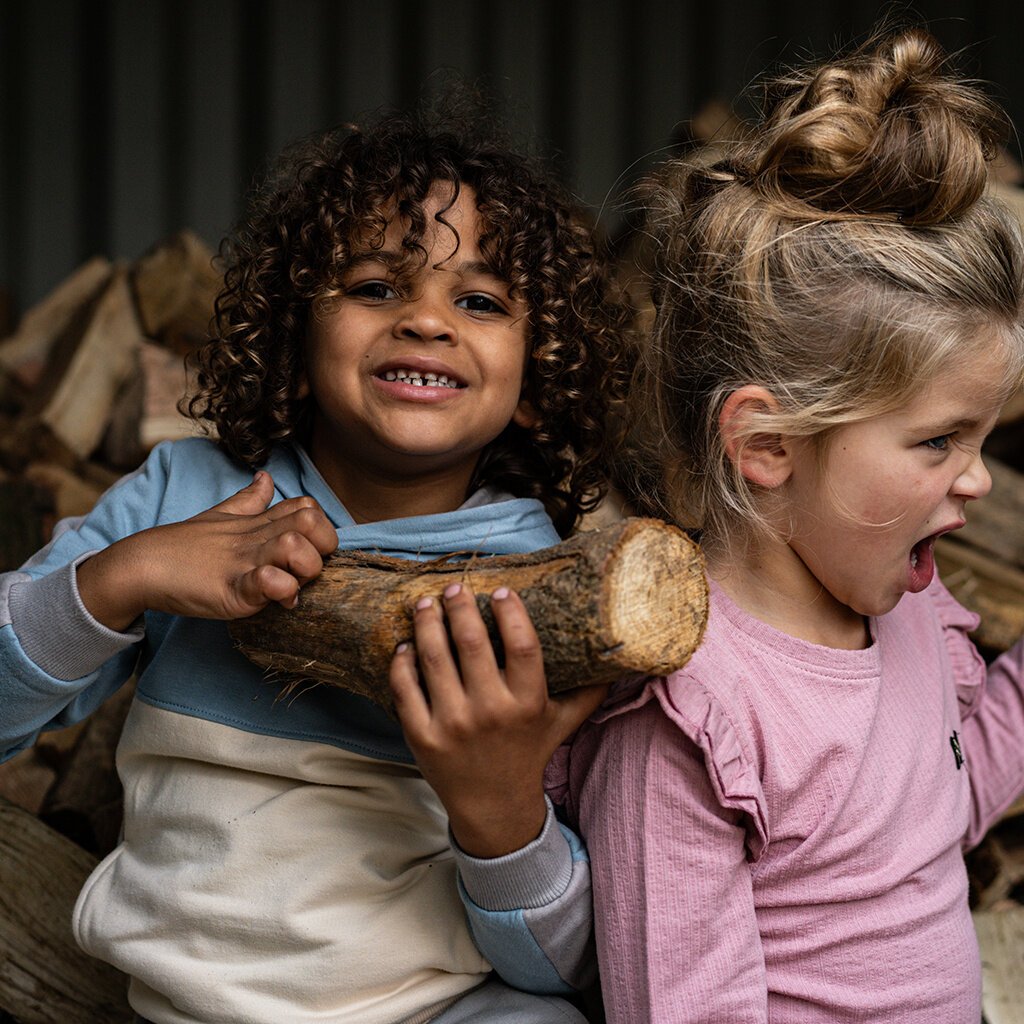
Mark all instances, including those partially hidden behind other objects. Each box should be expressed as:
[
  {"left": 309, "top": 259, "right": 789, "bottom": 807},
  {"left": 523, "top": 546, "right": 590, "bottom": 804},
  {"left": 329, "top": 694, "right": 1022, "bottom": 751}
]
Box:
[
  {"left": 295, "top": 373, "right": 311, "bottom": 401},
  {"left": 719, "top": 385, "right": 792, "bottom": 489},
  {"left": 512, "top": 397, "right": 539, "bottom": 429}
]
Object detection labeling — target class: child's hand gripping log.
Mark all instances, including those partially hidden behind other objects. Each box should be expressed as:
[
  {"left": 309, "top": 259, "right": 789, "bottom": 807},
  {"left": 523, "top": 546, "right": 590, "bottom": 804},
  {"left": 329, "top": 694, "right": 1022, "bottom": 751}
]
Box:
[
  {"left": 76, "top": 471, "right": 339, "bottom": 631},
  {"left": 390, "top": 583, "right": 609, "bottom": 857}
]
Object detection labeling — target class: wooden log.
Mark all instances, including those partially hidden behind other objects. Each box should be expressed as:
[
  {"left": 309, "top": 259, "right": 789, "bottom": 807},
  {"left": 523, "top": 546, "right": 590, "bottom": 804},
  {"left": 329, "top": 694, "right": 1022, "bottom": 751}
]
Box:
[
  {"left": 38, "top": 682, "right": 134, "bottom": 858},
  {"left": 231, "top": 517, "right": 707, "bottom": 710},
  {"left": 0, "top": 257, "right": 113, "bottom": 397},
  {"left": 0, "top": 473, "right": 54, "bottom": 572},
  {"left": 973, "top": 906, "right": 1024, "bottom": 1024},
  {"left": 0, "top": 796, "right": 133, "bottom": 1023},
  {"left": 102, "top": 340, "right": 200, "bottom": 469},
  {"left": 130, "top": 230, "right": 220, "bottom": 354},
  {"left": 12, "top": 269, "right": 146, "bottom": 466},
  {"left": 936, "top": 536, "right": 1024, "bottom": 654},
  {"left": 955, "top": 457, "right": 1024, "bottom": 568}
]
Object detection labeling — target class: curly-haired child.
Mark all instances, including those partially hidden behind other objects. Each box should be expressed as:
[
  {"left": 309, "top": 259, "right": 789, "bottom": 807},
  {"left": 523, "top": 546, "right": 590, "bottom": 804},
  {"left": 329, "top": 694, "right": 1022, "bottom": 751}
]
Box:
[
  {"left": 0, "top": 102, "right": 632, "bottom": 1024},
  {"left": 554, "top": 28, "right": 1024, "bottom": 1023}
]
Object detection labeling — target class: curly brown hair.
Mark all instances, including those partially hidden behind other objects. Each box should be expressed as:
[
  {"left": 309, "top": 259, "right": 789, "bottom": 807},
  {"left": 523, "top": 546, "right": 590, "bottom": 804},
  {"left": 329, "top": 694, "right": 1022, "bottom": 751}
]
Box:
[{"left": 186, "top": 98, "right": 634, "bottom": 536}]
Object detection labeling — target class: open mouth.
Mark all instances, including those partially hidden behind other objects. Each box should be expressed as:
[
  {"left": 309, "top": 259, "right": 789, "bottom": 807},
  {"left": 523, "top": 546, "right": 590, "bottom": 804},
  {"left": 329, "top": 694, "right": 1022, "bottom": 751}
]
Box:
[{"left": 380, "top": 369, "right": 462, "bottom": 389}]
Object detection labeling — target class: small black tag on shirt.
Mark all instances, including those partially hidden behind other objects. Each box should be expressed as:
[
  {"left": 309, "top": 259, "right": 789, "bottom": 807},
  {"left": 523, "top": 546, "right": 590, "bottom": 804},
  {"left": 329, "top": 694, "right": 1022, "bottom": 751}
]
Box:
[{"left": 950, "top": 730, "right": 964, "bottom": 770}]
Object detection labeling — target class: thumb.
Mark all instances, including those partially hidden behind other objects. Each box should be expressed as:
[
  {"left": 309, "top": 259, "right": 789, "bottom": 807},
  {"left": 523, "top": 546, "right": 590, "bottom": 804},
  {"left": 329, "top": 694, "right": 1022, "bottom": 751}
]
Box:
[
  {"left": 549, "top": 682, "right": 610, "bottom": 742},
  {"left": 214, "top": 470, "right": 275, "bottom": 516}
]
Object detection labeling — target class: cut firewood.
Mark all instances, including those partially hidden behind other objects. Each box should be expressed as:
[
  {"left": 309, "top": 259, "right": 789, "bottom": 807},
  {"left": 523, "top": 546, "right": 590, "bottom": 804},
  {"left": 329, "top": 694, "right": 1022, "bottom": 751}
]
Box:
[
  {"left": 0, "top": 472, "right": 55, "bottom": 572},
  {"left": 38, "top": 681, "right": 134, "bottom": 858},
  {"left": 102, "top": 340, "right": 199, "bottom": 469},
  {"left": 13, "top": 269, "right": 146, "bottom": 466},
  {"left": 0, "top": 256, "right": 113, "bottom": 397},
  {"left": 936, "top": 536, "right": 1024, "bottom": 654},
  {"left": 956, "top": 458, "right": 1024, "bottom": 568},
  {"left": 130, "top": 230, "right": 220, "bottom": 354},
  {"left": 973, "top": 906, "right": 1024, "bottom": 1024},
  {"left": 22, "top": 462, "right": 106, "bottom": 526},
  {"left": 231, "top": 517, "right": 708, "bottom": 710},
  {"left": 0, "top": 796, "right": 133, "bottom": 1023}
]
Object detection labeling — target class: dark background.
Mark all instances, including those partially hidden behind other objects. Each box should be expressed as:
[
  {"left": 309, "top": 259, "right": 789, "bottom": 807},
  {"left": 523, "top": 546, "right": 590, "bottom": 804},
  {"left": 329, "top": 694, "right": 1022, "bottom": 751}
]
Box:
[{"left": 2, "top": 0, "right": 1023, "bottom": 320}]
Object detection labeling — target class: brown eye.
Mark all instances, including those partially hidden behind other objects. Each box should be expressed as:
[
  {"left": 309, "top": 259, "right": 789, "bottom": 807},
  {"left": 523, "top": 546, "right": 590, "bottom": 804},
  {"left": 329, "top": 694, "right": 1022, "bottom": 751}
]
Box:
[
  {"left": 351, "top": 281, "right": 395, "bottom": 300},
  {"left": 457, "top": 293, "right": 504, "bottom": 313}
]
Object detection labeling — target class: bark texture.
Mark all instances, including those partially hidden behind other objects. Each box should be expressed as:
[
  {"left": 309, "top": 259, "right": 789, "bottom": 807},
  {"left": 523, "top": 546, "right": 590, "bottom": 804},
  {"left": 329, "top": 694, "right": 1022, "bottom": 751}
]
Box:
[{"left": 230, "top": 517, "right": 708, "bottom": 710}]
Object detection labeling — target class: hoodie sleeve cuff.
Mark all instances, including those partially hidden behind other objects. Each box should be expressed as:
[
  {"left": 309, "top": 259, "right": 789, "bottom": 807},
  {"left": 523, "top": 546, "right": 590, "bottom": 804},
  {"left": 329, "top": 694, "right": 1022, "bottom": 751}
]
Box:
[
  {"left": 452, "top": 797, "right": 574, "bottom": 912},
  {"left": 9, "top": 554, "right": 145, "bottom": 680}
]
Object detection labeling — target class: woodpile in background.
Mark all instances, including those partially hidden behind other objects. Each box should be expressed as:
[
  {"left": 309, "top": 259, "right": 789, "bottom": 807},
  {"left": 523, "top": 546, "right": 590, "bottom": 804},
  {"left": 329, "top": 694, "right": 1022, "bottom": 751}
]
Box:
[{"left": 0, "top": 230, "right": 218, "bottom": 1023}]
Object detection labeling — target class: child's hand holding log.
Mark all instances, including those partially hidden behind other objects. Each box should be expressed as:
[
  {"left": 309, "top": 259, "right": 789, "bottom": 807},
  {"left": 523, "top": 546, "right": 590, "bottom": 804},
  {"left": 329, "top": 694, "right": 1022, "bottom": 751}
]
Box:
[{"left": 390, "top": 583, "right": 610, "bottom": 857}]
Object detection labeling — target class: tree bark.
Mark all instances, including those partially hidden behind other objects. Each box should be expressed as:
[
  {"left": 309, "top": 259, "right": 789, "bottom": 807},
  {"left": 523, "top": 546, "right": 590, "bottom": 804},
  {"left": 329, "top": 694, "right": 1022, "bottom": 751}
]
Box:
[
  {"left": 230, "top": 517, "right": 708, "bottom": 710},
  {"left": 0, "top": 797, "right": 132, "bottom": 1024}
]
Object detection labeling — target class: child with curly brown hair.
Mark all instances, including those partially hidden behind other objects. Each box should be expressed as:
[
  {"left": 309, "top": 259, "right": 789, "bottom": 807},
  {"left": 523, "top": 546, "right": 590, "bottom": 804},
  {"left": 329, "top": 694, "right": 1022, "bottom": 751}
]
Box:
[{"left": 0, "top": 102, "right": 632, "bottom": 1024}]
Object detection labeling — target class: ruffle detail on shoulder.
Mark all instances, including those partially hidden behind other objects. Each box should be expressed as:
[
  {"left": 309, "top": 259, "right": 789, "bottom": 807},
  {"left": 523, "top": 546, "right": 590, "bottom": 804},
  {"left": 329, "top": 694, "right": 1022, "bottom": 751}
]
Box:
[
  {"left": 597, "top": 674, "right": 770, "bottom": 860},
  {"left": 929, "top": 577, "right": 987, "bottom": 717}
]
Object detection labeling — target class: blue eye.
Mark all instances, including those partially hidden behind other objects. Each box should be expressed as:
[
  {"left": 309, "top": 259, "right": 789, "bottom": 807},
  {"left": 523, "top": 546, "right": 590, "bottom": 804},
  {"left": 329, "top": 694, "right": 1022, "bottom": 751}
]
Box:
[
  {"left": 457, "top": 294, "right": 504, "bottom": 313},
  {"left": 923, "top": 434, "right": 952, "bottom": 451}
]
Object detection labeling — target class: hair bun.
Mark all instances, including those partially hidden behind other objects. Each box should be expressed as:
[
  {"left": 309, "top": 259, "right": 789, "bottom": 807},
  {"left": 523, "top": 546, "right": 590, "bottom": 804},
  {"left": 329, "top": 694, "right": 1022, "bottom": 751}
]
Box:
[{"left": 747, "top": 27, "right": 1008, "bottom": 225}]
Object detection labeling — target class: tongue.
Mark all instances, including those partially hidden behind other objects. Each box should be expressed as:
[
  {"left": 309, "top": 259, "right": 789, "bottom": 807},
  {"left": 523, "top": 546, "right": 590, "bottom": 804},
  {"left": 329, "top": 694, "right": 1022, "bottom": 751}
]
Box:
[{"left": 909, "top": 537, "right": 936, "bottom": 593}]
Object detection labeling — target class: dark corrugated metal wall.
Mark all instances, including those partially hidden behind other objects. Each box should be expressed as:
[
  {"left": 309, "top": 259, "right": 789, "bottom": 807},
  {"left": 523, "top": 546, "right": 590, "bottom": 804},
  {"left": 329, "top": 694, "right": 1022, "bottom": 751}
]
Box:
[{"left": 1, "top": 0, "right": 1021, "bottom": 317}]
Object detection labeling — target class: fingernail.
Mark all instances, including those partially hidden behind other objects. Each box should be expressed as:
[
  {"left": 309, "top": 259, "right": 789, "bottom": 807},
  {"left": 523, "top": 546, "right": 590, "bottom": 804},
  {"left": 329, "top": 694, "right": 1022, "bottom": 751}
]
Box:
[
  {"left": 443, "top": 583, "right": 462, "bottom": 600},
  {"left": 415, "top": 597, "right": 433, "bottom": 611},
  {"left": 395, "top": 642, "right": 409, "bottom": 654},
  {"left": 492, "top": 587, "right": 510, "bottom": 600},
  {"left": 253, "top": 470, "right": 266, "bottom": 483}
]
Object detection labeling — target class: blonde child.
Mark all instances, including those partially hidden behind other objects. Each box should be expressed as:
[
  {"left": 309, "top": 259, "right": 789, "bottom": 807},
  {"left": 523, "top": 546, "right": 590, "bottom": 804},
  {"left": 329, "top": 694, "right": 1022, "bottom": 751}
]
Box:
[
  {"left": 0, "top": 103, "right": 630, "bottom": 1023},
  {"left": 554, "top": 28, "right": 1024, "bottom": 1023}
]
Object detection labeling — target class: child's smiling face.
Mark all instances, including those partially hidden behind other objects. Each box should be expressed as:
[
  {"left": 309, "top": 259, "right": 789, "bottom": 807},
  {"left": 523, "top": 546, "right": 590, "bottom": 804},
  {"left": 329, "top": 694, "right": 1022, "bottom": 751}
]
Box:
[
  {"left": 782, "top": 336, "right": 1010, "bottom": 628},
  {"left": 301, "top": 184, "right": 535, "bottom": 517}
]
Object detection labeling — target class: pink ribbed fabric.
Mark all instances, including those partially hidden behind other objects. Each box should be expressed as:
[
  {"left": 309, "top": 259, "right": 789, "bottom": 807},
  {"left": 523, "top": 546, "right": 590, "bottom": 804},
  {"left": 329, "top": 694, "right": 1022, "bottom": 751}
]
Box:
[{"left": 557, "top": 578, "right": 1024, "bottom": 1023}]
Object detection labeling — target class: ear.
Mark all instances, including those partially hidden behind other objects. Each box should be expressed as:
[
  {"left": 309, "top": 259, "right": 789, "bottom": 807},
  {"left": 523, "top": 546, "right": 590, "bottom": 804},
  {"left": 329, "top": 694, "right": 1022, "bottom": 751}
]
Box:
[
  {"left": 512, "top": 396, "right": 540, "bottom": 429},
  {"left": 719, "top": 385, "right": 792, "bottom": 489},
  {"left": 294, "top": 371, "right": 311, "bottom": 401}
]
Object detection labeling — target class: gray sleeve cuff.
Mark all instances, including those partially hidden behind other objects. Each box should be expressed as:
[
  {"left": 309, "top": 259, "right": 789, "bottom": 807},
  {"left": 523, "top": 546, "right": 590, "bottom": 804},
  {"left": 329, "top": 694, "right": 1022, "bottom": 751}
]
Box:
[
  {"left": 9, "top": 554, "right": 145, "bottom": 680},
  {"left": 453, "top": 797, "right": 574, "bottom": 911}
]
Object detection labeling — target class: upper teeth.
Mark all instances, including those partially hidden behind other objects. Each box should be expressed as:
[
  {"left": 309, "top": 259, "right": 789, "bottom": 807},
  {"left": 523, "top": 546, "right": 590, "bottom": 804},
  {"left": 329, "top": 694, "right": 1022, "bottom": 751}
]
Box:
[
  {"left": 910, "top": 552, "right": 918, "bottom": 568},
  {"left": 383, "top": 369, "right": 458, "bottom": 388}
]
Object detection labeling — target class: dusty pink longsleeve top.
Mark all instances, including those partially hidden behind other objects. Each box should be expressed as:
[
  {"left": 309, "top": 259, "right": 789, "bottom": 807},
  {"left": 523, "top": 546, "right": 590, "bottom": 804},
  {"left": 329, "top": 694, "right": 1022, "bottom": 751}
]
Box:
[{"left": 553, "top": 577, "right": 1024, "bottom": 1023}]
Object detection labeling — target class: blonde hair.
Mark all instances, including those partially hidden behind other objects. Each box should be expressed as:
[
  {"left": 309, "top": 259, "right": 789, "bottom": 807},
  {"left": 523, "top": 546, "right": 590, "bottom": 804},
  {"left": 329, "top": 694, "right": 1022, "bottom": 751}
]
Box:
[{"left": 641, "top": 27, "right": 1024, "bottom": 552}]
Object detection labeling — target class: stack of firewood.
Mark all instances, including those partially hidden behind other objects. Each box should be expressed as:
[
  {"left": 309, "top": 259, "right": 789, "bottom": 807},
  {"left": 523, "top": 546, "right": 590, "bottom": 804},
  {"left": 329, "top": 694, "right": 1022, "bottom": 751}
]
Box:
[{"left": 0, "top": 232, "right": 220, "bottom": 1023}]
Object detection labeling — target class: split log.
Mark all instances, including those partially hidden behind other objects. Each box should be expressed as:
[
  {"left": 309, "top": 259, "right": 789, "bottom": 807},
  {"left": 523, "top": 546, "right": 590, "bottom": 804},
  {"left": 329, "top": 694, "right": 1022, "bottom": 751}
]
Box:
[
  {"left": 0, "top": 796, "right": 133, "bottom": 1023},
  {"left": 973, "top": 906, "right": 1024, "bottom": 1024},
  {"left": 0, "top": 472, "right": 54, "bottom": 572},
  {"left": 0, "top": 256, "right": 112, "bottom": 399},
  {"left": 936, "top": 536, "right": 1024, "bottom": 654},
  {"left": 38, "top": 681, "right": 135, "bottom": 858},
  {"left": 130, "top": 230, "right": 220, "bottom": 354},
  {"left": 12, "top": 269, "right": 146, "bottom": 466},
  {"left": 102, "top": 340, "right": 199, "bottom": 470},
  {"left": 231, "top": 517, "right": 708, "bottom": 710}
]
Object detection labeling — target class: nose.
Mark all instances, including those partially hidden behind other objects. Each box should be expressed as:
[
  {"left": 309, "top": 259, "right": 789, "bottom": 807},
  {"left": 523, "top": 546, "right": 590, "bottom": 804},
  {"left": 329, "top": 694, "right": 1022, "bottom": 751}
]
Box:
[
  {"left": 954, "top": 451, "right": 993, "bottom": 503},
  {"left": 393, "top": 293, "right": 457, "bottom": 344}
]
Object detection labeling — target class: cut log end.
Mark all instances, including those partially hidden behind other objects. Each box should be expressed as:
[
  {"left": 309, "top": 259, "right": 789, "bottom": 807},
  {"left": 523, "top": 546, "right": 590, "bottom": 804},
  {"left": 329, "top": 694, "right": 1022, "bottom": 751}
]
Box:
[{"left": 603, "top": 519, "right": 707, "bottom": 674}]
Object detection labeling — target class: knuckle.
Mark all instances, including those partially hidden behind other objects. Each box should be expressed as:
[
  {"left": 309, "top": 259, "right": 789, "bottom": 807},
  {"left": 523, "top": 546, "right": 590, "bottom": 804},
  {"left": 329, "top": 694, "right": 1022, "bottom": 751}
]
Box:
[
  {"left": 418, "top": 647, "right": 450, "bottom": 674},
  {"left": 455, "top": 632, "right": 491, "bottom": 659},
  {"left": 505, "top": 635, "right": 541, "bottom": 661}
]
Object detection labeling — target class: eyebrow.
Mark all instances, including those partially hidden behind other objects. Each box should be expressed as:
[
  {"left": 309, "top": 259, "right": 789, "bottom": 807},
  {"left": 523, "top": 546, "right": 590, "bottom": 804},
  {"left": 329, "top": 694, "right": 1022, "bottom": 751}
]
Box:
[
  {"left": 916, "top": 415, "right": 991, "bottom": 436},
  {"left": 346, "top": 252, "right": 511, "bottom": 289}
]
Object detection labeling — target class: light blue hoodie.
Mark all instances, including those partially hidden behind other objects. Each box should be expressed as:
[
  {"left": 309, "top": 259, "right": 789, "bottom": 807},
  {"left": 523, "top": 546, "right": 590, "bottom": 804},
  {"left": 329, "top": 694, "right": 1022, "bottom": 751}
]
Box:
[{"left": 0, "top": 438, "right": 594, "bottom": 1024}]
